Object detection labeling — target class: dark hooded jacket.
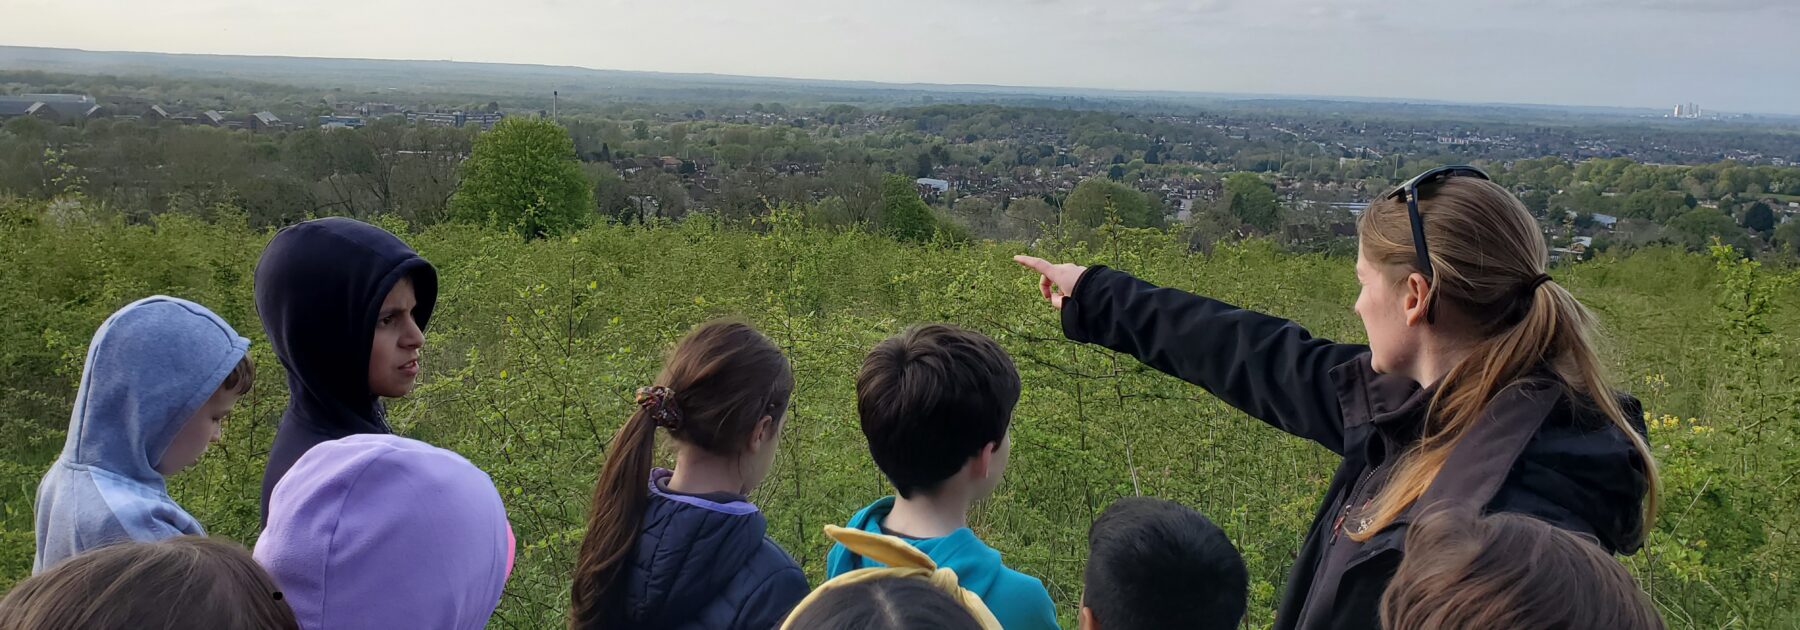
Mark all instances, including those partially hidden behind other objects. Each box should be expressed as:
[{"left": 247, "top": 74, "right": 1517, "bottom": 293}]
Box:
[
  {"left": 1060, "top": 266, "right": 1652, "bottom": 630},
  {"left": 590, "top": 468, "right": 808, "bottom": 630},
  {"left": 255, "top": 217, "right": 437, "bottom": 522}
]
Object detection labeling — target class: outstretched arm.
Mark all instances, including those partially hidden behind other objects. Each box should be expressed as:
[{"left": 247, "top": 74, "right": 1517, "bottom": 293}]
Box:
[{"left": 1015, "top": 256, "right": 1367, "bottom": 454}]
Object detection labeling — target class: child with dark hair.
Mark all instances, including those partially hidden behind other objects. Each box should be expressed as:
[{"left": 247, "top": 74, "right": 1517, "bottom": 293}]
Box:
[
  {"left": 786, "top": 525, "right": 1000, "bottom": 630},
  {"left": 1380, "top": 508, "right": 1665, "bottom": 630},
  {"left": 33, "top": 296, "right": 254, "bottom": 573},
  {"left": 827, "top": 324, "right": 1058, "bottom": 630},
  {"left": 1080, "top": 497, "right": 1247, "bottom": 630},
  {"left": 0, "top": 536, "right": 297, "bottom": 630},
  {"left": 569, "top": 320, "right": 808, "bottom": 629}
]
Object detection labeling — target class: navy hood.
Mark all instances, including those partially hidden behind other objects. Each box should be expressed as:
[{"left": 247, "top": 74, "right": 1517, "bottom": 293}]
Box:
[{"left": 255, "top": 217, "right": 437, "bottom": 520}]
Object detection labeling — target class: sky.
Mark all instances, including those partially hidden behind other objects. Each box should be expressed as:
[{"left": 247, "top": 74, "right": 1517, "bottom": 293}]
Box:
[{"left": 3, "top": 0, "right": 1799, "bottom": 114}]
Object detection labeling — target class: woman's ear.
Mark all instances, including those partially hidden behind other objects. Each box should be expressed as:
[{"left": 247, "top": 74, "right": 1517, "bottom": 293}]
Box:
[{"left": 1404, "top": 272, "right": 1433, "bottom": 327}]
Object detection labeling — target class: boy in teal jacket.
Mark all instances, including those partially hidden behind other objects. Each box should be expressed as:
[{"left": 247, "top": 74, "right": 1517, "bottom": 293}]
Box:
[{"left": 827, "top": 324, "right": 1058, "bottom": 629}]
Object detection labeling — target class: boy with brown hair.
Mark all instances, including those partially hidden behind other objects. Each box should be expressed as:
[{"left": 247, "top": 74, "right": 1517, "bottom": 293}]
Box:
[{"left": 827, "top": 324, "right": 1058, "bottom": 630}]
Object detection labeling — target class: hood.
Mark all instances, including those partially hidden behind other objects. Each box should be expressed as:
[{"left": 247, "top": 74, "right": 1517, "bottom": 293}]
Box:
[
  {"left": 62, "top": 296, "right": 251, "bottom": 482},
  {"left": 1333, "top": 356, "right": 1652, "bottom": 555},
  {"left": 1511, "top": 393, "right": 1653, "bottom": 554},
  {"left": 254, "top": 434, "right": 510, "bottom": 630},
  {"left": 33, "top": 296, "right": 246, "bottom": 573},
  {"left": 827, "top": 497, "right": 1008, "bottom": 598},
  {"left": 625, "top": 468, "right": 771, "bottom": 625},
  {"left": 254, "top": 217, "right": 437, "bottom": 437}
]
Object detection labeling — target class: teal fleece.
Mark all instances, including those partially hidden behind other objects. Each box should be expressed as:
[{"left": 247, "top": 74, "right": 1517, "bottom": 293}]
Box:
[{"left": 826, "top": 497, "right": 1059, "bottom": 630}]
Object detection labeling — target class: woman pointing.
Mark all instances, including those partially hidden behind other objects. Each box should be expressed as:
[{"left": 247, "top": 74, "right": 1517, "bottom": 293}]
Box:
[{"left": 1016, "top": 166, "right": 1657, "bottom": 629}]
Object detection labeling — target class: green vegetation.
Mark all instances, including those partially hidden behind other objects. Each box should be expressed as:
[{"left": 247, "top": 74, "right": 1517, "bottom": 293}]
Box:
[
  {"left": 449, "top": 117, "right": 591, "bottom": 239},
  {"left": 1, "top": 199, "right": 1795, "bottom": 628}
]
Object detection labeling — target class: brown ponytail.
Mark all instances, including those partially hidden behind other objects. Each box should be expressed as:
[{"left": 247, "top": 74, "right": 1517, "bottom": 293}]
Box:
[
  {"left": 569, "top": 321, "right": 794, "bottom": 629},
  {"left": 1352, "top": 177, "right": 1659, "bottom": 543}
]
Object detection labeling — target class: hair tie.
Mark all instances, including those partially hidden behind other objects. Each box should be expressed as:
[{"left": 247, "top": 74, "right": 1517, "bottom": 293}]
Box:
[
  {"left": 1523, "top": 273, "right": 1553, "bottom": 293},
  {"left": 635, "top": 386, "right": 681, "bottom": 429}
]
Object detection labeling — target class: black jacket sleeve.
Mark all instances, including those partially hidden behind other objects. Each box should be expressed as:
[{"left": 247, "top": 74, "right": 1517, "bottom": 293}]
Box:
[{"left": 1060, "top": 266, "right": 1369, "bottom": 454}]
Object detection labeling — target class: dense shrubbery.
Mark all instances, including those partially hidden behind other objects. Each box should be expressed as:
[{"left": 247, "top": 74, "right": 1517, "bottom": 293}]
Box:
[{"left": 1, "top": 199, "right": 1795, "bottom": 628}]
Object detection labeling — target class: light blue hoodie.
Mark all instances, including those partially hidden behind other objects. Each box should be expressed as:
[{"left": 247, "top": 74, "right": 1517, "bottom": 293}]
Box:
[
  {"left": 826, "top": 497, "right": 1060, "bottom": 630},
  {"left": 32, "top": 296, "right": 250, "bottom": 573}
]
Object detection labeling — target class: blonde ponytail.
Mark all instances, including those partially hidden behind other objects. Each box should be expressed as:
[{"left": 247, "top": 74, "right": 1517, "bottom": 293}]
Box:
[{"left": 1351, "top": 178, "right": 1657, "bottom": 543}]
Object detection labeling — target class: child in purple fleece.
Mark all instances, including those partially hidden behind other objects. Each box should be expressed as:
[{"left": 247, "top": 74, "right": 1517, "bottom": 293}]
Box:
[{"left": 254, "top": 434, "right": 514, "bottom": 630}]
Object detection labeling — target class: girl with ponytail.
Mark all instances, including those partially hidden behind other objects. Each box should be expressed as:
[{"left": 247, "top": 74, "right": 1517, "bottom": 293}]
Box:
[
  {"left": 1016, "top": 166, "right": 1658, "bottom": 630},
  {"left": 569, "top": 321, "right": 807, "bottom": 629}
]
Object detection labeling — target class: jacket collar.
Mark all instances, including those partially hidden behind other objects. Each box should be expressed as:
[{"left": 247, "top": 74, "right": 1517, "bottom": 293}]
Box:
[{"left": 1330, "top": 354, "right": 1433, "bottom": 432}]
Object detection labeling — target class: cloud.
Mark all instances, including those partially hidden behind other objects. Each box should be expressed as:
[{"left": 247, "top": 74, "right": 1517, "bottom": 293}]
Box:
[{"left": 1496, "top": 0, "right": 1797, "bottom": 11}]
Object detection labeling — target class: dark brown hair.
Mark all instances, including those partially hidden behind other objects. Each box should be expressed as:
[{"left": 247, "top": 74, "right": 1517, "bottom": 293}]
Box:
[
  {"left": 0, "top": 536, "right": 298, "bottom": 630},
  {"left": 1084, "top": 497, "right": 1246, "bottom": 630},
  {"left": 219, "top": 354, "right": 255, "bottom": 396},
  {"left": 569, "top": 320, "right": 794, "bottom": 629},
  {"left": 1380, "top": 508, "right": 1664, "bottom": 630},
  {"left": 856, "top": 324, "right": 1019, "bottom": 498}
]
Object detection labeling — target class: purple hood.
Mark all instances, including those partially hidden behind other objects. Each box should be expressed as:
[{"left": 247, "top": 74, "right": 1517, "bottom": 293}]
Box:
[{"left": 254, "top": 434, "right": 511, "bottom": 630}]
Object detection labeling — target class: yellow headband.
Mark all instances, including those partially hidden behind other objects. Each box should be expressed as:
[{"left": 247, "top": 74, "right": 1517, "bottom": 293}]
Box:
[{"left": 780, "top": 525, "right": 1004, "bottom": 630}]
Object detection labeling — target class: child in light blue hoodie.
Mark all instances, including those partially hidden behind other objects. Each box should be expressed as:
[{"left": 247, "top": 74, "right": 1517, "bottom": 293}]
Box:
[
  {"left": 827, "top": 324, "right": 1058, "bottom": 630},
  {"left": 32, "top": 296, "right": 253, "bottom": 573}
]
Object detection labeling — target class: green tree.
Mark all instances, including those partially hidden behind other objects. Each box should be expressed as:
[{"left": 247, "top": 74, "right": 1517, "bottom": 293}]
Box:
[
  {"left": 587, "top": 164, "right": 632, "bottom": 223},
  {"left": 1667, "top": 207, "right": 1747, "bottom": 251},
  {"left": 449, "top": 117, "right": 592, "bottom": 238},
  {"left": 1225, "top": 172, "right": 1282, "bottom": 233},
  {"left": 1772, "top": 220, "right": 1800, "bottom": 259},
  {"left": 1742, "top": 202, "right": 1776, "bottom": 233},
  {"left": 1064, "top": 178, "right": 1160, "bottom": 229},
  {"left": 879, "top": 174, "right": 936, "bottom": 243}
]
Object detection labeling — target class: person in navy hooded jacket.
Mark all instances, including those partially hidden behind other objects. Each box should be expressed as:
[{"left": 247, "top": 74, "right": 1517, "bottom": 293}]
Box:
[
  {"left": 569, "top": 321, "right": 808, "bottom": 629},
  {"left": 253, "top": 217, "right": 437, "bottom": 523}
]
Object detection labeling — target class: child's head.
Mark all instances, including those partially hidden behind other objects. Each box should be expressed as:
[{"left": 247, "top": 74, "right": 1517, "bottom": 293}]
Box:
[
  {"left": 63, "top": 296, "right": 250, "bottom": 481},
  {"left": 254, "top": 217, "right": 437, "bottom": 427},
  {"left": 784, "top": 524, "right": 1001, "bottom": 630},
  {"left": 1080, "top": 497, "right": 1247, "bottom": 630},
  {"left": 856, "top": 324, "right": 1019, "bottom": 500},
  {"left": 155, "top": 354, "right": 255, "bottom": 475},
  {"left": 1380, "top": 508, "right": 1664, "bottom": 630},
  {"left": 254, "top": 434, "right": 513, "bottom": 630},
  {"left": 0, "top": 536, "right": 298, "bottom": 629},
  {"left": 571, "top": 320, "right": 794, "bottom": 626},
  {"left": 784, "top": 576, "right": 985, "bottom": 630}
]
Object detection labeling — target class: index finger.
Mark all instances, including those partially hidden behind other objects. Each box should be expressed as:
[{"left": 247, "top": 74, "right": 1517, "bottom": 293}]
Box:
[{"left": 1013, "top": 255, "right": 1053, "bottom": 274}]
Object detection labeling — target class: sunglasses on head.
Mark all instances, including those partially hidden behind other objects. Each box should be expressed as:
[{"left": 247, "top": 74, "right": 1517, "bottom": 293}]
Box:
[{"left": 1383, "top": 165, "right": 1491, "bottom": 323}]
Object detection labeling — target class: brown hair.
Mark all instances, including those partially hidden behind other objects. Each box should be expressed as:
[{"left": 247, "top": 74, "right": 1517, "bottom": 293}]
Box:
[
  {"left": 219, "top": 354, "right": 255, "bottom": 396},
  {"left": 1380, "top": 508, "right": 1664, "bottom": 630},
  {"left": 0, "top": 536, "right": 298, "bottom": 630},
  {"left": 784, "top": 576, "right": 984, "bottom": 630},
  {"left": 855, "top": 324, "right": 1019, "bottom": 498},
  {"left": 1353, "top": 177, "right": 1657, "bottom": 542},
  {"left": 569, "top": 320, "right": 794, "bottom": 628}
]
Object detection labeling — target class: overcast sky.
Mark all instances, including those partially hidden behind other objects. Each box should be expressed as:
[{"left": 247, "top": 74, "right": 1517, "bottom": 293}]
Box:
[{"left": 4, "top": 0, "right": 1798, "bottom": 114}]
